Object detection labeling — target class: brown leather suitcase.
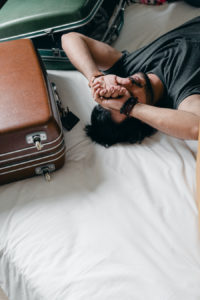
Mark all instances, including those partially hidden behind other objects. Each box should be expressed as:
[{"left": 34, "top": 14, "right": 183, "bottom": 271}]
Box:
[{"left": 0, "top": 39, "right": 65, "bottom": 184}]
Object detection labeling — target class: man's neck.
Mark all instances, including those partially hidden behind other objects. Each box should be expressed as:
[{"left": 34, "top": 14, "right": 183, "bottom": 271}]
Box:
[{"left": 147, "top": 73, "right": 164, "bottom": 105}]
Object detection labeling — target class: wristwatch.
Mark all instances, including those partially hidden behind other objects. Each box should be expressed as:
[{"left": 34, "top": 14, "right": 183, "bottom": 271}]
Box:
[{"left": 120, "top": 97, "right": 138, "bottom": 116}]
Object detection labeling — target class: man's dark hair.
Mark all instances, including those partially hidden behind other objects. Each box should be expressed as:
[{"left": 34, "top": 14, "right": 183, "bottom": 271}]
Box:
[{"left": 85, "top": 105, "right": 156, "bottom": 147}]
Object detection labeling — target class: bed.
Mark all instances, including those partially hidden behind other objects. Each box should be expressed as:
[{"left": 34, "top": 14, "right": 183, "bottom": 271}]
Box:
[{"left": 1, "top": 1, "right": 200, "bottom": 300}]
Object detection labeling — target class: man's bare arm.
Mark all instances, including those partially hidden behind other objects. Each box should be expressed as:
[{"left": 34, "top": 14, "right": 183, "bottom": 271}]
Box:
[
  {"left": 97, "top": 94, "right": 200, "bottom": 140},
  {"left": 131, "top": 103, "right": 199, "bottom": 140},
  {"left": 61, "top": 32, "right": 121, "bottom": 81}
]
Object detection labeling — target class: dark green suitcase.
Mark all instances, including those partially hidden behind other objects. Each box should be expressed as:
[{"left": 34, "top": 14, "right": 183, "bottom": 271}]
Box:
[{"left": 0, "top": 0, "right": 126, "bottom": 70}]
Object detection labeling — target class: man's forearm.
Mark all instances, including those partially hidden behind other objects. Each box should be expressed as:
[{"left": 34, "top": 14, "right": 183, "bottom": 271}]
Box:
[
  {"left": 131, "top": 103, "right": 199, "bottom": 140},
  {"left": 61, "top": 33, "right": 102, "bottom": 80}
]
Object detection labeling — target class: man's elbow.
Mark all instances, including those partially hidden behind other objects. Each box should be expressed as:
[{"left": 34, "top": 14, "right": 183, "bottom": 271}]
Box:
[
  {"left": 190, "top": 123, "right": 199, "bottom": 140},
  {"left": 61, "top": 32, "right": 74, "bottom": 49},
  {"left": 61, "top": 32, "right": 83, "bottom": 49}
]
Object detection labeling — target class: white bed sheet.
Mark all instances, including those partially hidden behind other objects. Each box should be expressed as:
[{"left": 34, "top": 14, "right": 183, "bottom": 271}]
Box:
[{"left": 1, "top": 2, "right": 200, "bottom": 300}]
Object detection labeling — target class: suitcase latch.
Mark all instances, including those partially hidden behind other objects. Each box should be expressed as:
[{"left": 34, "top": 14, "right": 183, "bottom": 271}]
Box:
[
  {"left": 52, "top": 48, "right": 61, "bottom": 57},
  {"left": 26, "top": 132, "right": 47, "bottom": 150},
  {"left": 35, "top": 164, "right": 55, "bottom": 182},
  {"left": 44, "top": 28, "right": 61, "bottom": 57}
]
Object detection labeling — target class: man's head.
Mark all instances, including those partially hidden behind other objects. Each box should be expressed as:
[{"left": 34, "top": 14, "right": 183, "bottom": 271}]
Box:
[
  {"left": 85, "top": 105, "right": 156, "bottom": 147},
  {"left": 101, "top": 72, "right": 155, "bottom": 124},
  {"left": 85, "top": 72, "right": 157, "bottom": 147}
]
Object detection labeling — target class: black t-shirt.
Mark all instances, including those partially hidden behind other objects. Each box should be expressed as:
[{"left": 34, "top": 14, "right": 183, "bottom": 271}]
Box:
[{"left": 105, "top": 17, "right": 200, "bottom": 109}]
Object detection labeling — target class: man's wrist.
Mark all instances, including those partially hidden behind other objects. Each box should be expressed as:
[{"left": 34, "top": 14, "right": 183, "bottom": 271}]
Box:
[{"left": 129, "top": 102, "right": 144, "bottom": 118}]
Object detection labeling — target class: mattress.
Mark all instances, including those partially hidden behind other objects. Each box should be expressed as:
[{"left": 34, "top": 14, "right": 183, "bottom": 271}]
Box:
[{"left": 1, "top": 2, "right": 200, "bottom": 300}]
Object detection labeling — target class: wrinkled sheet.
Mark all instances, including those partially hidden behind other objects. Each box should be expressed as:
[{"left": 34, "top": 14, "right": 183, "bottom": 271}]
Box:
[{"left": 1, "top": 2, "right": 200, "bottom": 300}]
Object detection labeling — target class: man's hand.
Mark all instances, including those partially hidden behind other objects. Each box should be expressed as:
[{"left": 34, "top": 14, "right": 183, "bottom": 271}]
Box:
[
  {"left": 115, "top": 76, "right": 133, "bottom": 92},
  {"left": 91, "top": 74, "right": 126, "bottom": 100},
  {"left": 94, "top": 87, "right": 131, "bottom": 112}
]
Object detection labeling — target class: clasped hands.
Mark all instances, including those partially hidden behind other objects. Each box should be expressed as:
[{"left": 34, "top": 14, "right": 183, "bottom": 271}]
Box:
[{"left": 90, "top": 74, "right": 133, "bottom": 112}]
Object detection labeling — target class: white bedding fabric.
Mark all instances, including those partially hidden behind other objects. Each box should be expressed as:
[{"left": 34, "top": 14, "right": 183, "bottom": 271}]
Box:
[{"left": 1, "top": 2, "right": 200, "bottom": 300}]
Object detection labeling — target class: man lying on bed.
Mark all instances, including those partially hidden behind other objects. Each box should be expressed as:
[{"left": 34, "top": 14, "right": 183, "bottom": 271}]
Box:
[{"left": 62, "top": 17, "right": 200, "bottom": 147}]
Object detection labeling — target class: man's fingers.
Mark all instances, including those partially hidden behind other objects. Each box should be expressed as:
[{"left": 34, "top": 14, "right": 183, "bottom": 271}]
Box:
[
  {"left": 99, "top": 86, "right": 116, "bottom": 98},
  {"left": 116, "top": 76, "right": 131, "bottom": 87},
  {"left": 94, "top": 89, "right": 104, "bottom": 104},
  {"left": 104, "top": 89, "right": 114, "bottom": 98},
  {"left": 95, "top": 88, "right": 101, "bottom": 98},
  {"left": 119, "top": 87, "right": 126, "bottom": 94},
  {"left": 99, "top": 89, "right": 107, "bottom": 96},
  {"left": 110, "top": 86, "right": 126, "bottom": 98},
  {"left": 91, "top": 79, "right": 105, "bottom": 90},
  {"left": 92, "top": 82, "right": 101, "bottom": 89}
]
